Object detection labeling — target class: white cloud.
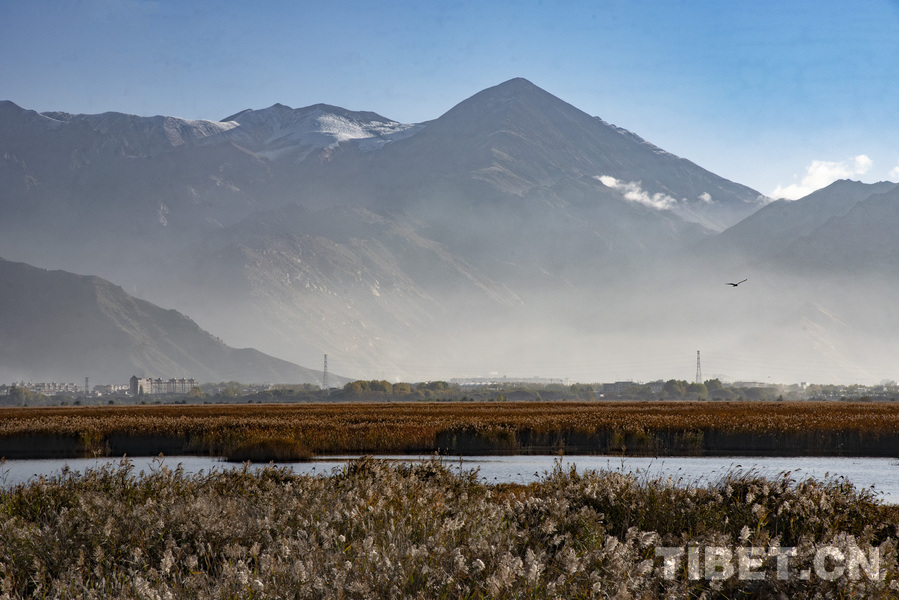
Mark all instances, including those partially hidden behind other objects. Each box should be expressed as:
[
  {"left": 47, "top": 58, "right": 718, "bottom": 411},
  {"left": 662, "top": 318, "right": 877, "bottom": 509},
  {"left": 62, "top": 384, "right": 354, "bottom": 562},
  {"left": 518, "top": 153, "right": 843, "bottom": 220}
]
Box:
[
  {"left": 699, "top": 192, "right": 713, "bottom": 203},
  {"left": 596, "top": 175, "right": 678, "bottom": 210},
  {"left": 890, "top": 160, "right": 899, "bottom": 180},
  {"left": 771, "top": 155, "right": 873, "bottom": 200}
]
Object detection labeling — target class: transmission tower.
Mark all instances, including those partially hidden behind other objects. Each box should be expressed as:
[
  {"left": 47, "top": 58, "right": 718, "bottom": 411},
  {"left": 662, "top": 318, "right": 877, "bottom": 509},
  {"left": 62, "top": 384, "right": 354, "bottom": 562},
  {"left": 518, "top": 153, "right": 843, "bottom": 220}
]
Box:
[
  {"left": 85, "top": 377, "right": 89, "bottom": 395},
  {"left": 322, "top": 354, "right": 330, "bottom": 396},
  {"left": 695, "top": 351, "right": 702, "bottom": 384}
]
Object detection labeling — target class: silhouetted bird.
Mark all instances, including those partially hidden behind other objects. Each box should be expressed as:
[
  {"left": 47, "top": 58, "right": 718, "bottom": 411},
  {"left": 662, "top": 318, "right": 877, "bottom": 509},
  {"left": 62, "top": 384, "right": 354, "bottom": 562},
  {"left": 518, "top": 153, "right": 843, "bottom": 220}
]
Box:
[{"left": 726, "top": 279, "right": 748, "bottom": 287}]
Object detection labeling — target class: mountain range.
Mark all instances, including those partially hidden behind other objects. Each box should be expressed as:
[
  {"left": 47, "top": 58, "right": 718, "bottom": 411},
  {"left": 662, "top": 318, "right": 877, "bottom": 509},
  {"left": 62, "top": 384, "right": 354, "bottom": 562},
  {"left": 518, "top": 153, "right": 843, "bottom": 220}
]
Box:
[
  {"left": 1, "top": 78, "right": 897, "bottom": 384},
  {"left": 0, "top": 258, "right": 337, "bottom": 385}
]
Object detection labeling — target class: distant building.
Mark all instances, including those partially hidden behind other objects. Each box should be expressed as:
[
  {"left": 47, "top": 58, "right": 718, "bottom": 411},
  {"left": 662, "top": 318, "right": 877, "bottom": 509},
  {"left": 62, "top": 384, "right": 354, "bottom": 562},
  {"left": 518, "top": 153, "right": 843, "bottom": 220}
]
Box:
[
  {"left": 729, "top": 381, "right": 768, "bottom": 388},
  {"left": 130, "top": 376, "right": 197, "bottom": 396},
  {"left": 95, "top": 384, "right": 129, "bottom": 395},
  {"left": 13, "top": 381, "right": 81, "bottom": 396}
]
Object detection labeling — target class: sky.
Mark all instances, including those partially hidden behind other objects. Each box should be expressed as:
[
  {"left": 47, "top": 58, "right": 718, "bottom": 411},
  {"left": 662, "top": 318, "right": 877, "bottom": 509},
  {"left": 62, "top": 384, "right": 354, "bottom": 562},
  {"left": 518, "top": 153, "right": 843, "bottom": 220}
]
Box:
[{"left": 3, "top": 0, "right": 899, "bottom": 199}]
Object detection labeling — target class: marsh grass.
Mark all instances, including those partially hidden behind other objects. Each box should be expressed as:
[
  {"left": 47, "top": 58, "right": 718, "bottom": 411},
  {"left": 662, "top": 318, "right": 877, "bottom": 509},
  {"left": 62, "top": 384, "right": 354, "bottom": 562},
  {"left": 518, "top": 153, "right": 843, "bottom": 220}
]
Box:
[
  {"left": 4, "top": 401, "right": 899, "bottom": 459},
  {"left": 222, "top": 434, "right": 313, "bottom": 463},
  {"left": 0, "top": 457, "right": 897, "bottom": 599}
]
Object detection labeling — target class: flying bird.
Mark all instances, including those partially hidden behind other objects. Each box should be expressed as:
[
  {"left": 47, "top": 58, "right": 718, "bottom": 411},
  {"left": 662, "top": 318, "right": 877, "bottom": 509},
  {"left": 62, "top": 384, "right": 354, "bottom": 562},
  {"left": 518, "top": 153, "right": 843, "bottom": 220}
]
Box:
[{"left": 726, "top": 279, "right": 748, "bottom": 287}]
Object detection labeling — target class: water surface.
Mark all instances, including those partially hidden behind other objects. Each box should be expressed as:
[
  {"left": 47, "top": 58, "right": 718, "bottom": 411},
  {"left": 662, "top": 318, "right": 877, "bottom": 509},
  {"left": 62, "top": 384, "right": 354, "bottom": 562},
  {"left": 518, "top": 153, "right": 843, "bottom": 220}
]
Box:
[{"left": 3, "top": 454, "right": 897, "bottom": 503}]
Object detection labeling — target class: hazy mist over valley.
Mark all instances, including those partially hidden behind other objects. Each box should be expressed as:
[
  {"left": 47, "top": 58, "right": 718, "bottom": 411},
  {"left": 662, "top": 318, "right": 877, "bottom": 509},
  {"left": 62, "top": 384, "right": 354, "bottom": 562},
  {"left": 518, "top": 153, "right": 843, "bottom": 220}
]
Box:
[
  {"left": 2, "top": 79, "right": 898, "bottom": 386},
  {"left": 7, "top": 7, "right": 899, "bottom": 600}
]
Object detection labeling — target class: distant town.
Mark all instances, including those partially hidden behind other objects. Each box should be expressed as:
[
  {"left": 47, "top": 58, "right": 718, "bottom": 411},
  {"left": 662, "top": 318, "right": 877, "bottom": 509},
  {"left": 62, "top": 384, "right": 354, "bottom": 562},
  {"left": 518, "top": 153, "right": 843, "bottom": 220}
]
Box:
[{"left": 1, "top": 375, "right": 898, "bottom": 406}]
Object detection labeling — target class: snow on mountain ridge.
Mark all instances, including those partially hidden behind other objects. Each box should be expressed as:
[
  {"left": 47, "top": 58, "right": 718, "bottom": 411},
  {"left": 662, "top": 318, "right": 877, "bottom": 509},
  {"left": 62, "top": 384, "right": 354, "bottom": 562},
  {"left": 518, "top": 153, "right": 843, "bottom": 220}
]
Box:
[
  {"left": 29, "top": 102, "right": 418, "bottom": 160},
  {"left": 221, "top": 103, "right": 418, "bottom": 159},
  {"left": 39, "top": 110, "right": 239, "bottom": 152},
  {"left": 594, "top": 117, "right": 674, "bottom": 158}
]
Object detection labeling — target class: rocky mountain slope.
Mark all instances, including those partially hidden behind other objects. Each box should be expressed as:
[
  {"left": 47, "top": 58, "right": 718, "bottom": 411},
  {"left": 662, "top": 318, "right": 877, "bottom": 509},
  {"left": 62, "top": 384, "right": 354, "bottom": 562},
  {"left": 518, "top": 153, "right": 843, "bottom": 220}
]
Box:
[{"left": 2, "top": 80, "right": 898, "bottom": 383}]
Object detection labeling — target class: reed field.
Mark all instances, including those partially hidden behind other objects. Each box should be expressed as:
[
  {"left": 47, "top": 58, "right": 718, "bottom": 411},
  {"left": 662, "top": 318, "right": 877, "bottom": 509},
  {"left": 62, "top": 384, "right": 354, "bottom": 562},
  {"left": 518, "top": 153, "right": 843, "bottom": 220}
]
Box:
[
  {"left": 3, "top": 401, "right": 899, "bottom": 460},
  {"left": 0, "top": 457, "right": 897, "bottom": 598}
]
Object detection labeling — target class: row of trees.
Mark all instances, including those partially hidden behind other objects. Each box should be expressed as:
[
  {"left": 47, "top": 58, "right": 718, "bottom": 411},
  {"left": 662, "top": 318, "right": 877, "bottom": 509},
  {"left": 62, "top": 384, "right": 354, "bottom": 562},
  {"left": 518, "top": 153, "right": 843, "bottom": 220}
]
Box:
[
  {"left": 1, "top": 385, "right": 49, "bottom": 405},
  {"left": 662, "top": 379, "right": 713, "bottom": 398},
  {"left": 608, "top": 379, "right": 782, "bottom": 401},
  {"left": 343, "top": 380, "right": 451, "bottom": 396},
  {"left": 338, "top": 379, "right": 779, "bottom": 401}
]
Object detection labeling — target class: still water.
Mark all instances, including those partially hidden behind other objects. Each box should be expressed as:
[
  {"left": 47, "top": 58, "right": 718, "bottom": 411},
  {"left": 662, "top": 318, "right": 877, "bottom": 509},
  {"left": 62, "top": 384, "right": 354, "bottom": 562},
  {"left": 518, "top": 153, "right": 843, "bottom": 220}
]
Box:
[{"left": 3, "top": 454, "right": 898, "bottom": 503}]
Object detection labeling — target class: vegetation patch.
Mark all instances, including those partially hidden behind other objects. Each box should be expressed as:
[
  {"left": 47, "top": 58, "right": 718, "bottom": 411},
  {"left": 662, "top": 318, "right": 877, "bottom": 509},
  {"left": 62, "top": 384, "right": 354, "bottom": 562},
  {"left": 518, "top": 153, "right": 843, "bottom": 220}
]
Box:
[
  {"left": 3, "top": 401, "right": 899, "bottom": 459},
  {"left": 0, "top": 458, "right": 897, "bottom": 598},
  {"left": 223, "top": 434, "right": 313, "bottom": 463}
]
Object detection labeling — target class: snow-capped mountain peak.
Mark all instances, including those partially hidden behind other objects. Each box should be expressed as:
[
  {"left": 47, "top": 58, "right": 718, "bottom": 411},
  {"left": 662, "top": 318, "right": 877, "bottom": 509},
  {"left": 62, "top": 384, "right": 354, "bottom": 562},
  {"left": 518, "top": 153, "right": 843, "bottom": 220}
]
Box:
[{"left": 220, "top": 103, "right": 420, "bottom": 160}]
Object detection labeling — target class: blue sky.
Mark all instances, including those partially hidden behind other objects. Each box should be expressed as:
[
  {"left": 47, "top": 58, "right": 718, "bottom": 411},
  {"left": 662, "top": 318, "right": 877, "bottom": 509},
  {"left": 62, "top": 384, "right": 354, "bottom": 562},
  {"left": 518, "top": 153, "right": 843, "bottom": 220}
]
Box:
[{"left": 3, "top": 0, "right": 899, "bottom": 199}]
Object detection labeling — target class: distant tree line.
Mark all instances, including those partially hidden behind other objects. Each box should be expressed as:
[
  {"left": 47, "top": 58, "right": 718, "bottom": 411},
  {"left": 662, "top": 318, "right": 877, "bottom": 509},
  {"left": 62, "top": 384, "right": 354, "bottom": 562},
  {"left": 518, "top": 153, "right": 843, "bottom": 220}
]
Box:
[
  {"left": 2, "top": 385, "right": 49, "bottom": 405},
  {"left": 4, "top": 378, "right": 894, "bottom": 407},
  {"left": 343, "top": 380, "right": 450, "bottom": 397}
]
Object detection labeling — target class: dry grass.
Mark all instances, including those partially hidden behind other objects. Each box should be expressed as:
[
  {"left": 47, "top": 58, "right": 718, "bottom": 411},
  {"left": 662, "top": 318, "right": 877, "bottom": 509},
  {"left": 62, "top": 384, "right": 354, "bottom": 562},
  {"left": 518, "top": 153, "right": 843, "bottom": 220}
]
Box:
[
  {"left": 0, "top": 457, "right": 897, "bottom": 598},
  {"left": 2, "top": 401, "right": 899, "bottom": 458}
]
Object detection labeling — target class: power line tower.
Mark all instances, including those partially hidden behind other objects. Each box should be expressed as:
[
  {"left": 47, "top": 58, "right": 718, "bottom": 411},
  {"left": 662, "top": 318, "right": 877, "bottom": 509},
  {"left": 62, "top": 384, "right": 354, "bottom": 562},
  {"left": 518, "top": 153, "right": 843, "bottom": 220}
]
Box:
[
  {"left": 695, "top": 351, "right": 702, "bottom": 384},
  {"left": 322, "top": 354, "right": 330, "bottom": 396},
  {"left": 85, "top": 377, "right": 89, "bottom": 395}
]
